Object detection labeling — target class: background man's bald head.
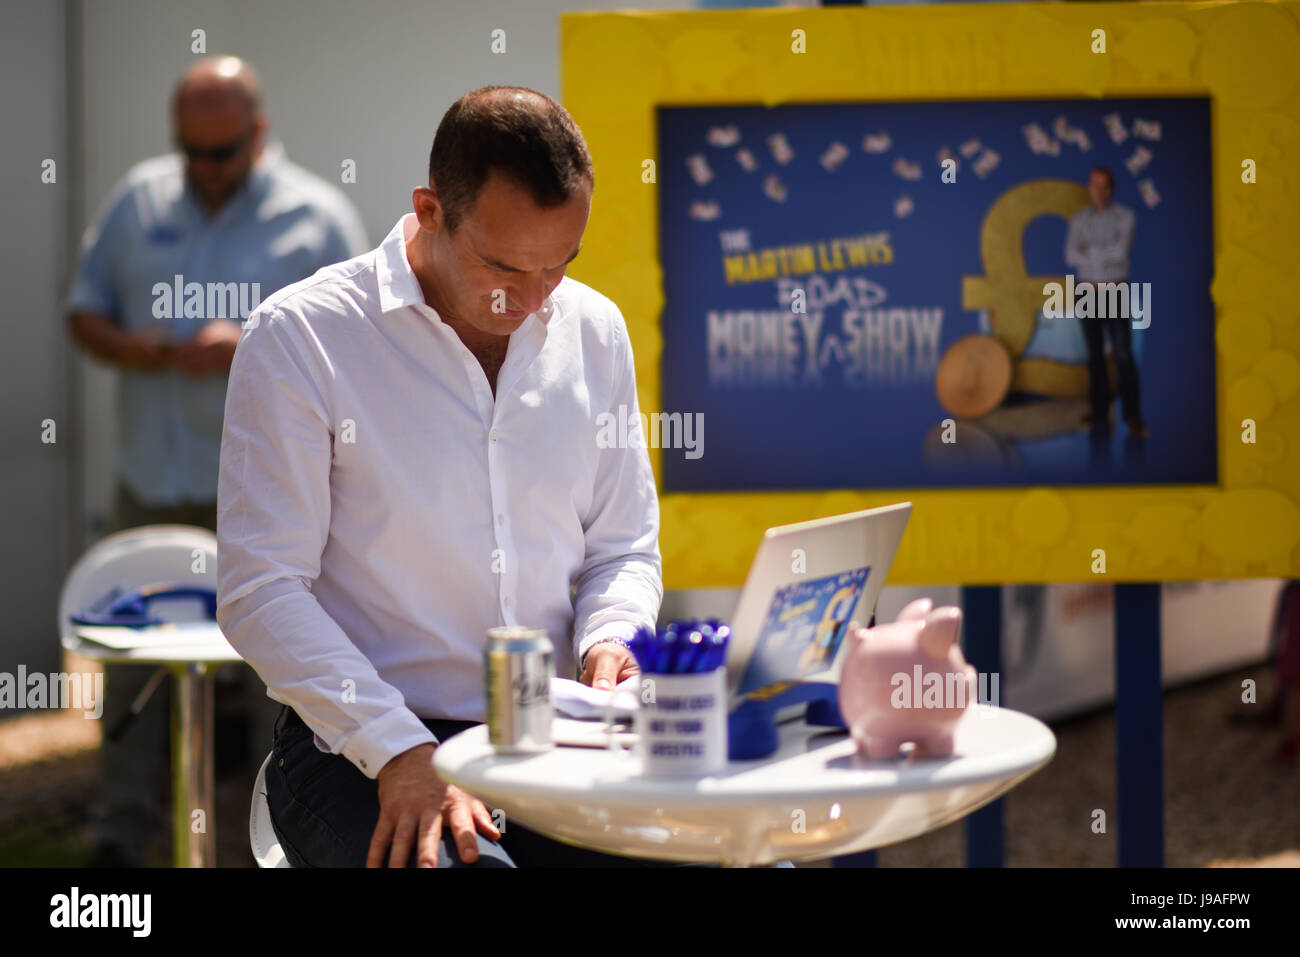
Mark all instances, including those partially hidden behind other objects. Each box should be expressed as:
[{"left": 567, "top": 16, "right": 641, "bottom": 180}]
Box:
[
  {"left": 171, "top": 56, "right": 267, "bottom": 212},
  {"left": 173, "top": 56, "right": 263, "bottom": 118}
]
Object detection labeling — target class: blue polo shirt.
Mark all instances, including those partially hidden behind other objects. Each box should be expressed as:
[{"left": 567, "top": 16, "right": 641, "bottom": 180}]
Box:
[{"left": 67, "top": 142, "right": 368, "bottom": 506}]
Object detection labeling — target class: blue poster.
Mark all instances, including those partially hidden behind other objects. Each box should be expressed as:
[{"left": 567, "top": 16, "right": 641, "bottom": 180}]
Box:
[
  {"left": 657, "top": 97, "right": 1216, "bottom": 491},
  {"left": 738, "top": 567, "right": 869, "bottom": 695}
]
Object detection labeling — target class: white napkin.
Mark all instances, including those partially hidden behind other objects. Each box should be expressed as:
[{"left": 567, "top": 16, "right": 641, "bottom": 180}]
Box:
[{"left": 550, "top": 676, "right": 639, "bottom": 720}]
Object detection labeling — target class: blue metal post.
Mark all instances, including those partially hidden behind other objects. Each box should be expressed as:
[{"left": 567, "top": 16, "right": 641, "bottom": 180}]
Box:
[
  {"left": 962, "top": 585, "right": 1004, "bottom": 867},
  {"left": 1114, "top": 583, "right": 1164, "bottom": 866}
]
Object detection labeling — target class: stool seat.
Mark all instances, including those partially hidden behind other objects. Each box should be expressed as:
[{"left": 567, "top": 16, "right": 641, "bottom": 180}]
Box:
[{"left": 249, "top": 752, "right": 291, "bottom": 867}]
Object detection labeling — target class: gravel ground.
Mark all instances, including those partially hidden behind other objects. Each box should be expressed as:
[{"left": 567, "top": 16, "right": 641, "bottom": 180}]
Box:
[{"left": 0, "top": 663, "right": 1295, "bottom": 868}]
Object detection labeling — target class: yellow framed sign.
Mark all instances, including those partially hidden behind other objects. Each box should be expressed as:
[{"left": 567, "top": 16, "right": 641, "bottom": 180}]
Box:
[{"left": 560, "top": 2, "right": 1300, "bottom": 588}]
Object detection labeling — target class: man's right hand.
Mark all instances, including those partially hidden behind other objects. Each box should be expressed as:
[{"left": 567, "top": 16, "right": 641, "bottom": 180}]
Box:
[
  {"left": 68, "top": 313, "right": 174, "bottom": 371},
  {"left": 117, "top": 331, "right": 175, "bottom": 371},
  {"left": 367, "top": 743, "right": 501, "bottom": 868}
]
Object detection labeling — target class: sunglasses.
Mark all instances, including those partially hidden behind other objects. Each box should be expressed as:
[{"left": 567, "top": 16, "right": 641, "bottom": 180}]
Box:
[{"left": 177, "top": 134, "right": 251, "bottom": 163}]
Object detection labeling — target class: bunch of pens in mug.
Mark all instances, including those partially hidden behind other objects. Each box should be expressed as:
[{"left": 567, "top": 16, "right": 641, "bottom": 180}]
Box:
[{"left": 629, "top": 619, "right": 730, "bottom": 675}]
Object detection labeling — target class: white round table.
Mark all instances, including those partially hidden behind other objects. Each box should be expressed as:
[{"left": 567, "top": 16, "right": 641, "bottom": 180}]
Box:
[
  {"left": 434, "top": 705, "right": 1056, "bottom": 866},
  {"left": 63, "top": 626, "right": 242, "bottom": 869},
  {"left": 58, "top": 525, "right": 240, "bottom": 868}
]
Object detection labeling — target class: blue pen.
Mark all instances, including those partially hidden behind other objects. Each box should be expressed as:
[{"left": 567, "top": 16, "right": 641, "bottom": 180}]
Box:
[
  {"left": 642, "top": 626, "right": 659, "bottom": 674},
  {"left": 672, "top": 620, "right": 696, "bottom": 673},
  {"left": 659, "top": 622, "right": 680, "bottom": 674},
  {"left": 629, "top": 624, "right": 654, "bottom": 673},
  {"left": 639, "top": 624, "right": 655, "bottom": 673},
  {"left": 677, "top": 623, "right": 705, "bottom": 673},
  {"left": 708, "top": 623, "right": 730, "bottom": 672},
  {"left": 699, "top": 622, "right": 719, "bottom": 673}
]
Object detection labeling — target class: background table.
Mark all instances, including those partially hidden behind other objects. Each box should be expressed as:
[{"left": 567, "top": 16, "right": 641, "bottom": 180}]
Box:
[
  {"left": 434, "top": 704, "right": 1056, "bottom": 866},
  {"left": 63, "top": 626, "right": 241, "bottom": 868}
]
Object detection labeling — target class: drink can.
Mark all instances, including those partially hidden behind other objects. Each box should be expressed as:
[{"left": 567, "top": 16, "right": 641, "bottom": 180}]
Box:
[{"left": 484, "top": 627, "right": 554, "bottom": 752}]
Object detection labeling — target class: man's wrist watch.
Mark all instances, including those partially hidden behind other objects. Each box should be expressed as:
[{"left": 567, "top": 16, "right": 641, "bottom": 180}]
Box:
[{"left": 583, "top": 636, "right": 631, "bottom": 666}]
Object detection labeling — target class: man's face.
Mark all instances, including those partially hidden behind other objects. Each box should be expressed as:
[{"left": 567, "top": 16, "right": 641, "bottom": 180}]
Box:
[
  {"left": 175, "top": 101, "right": 263, "bottom": 212},
  {"left": 427, "top": 170, "right": 592, "bottom": 337},
  {"left": 1087, "top": 171, "right": 1113, "bottom": 209}
]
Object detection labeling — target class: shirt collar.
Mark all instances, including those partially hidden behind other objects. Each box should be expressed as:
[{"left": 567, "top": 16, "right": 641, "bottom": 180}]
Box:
[{"left": 376, "top": 213, "right": 557, "bottom": 327}]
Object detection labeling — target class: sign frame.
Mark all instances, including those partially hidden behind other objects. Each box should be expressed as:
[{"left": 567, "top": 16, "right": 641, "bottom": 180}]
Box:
[{"left": 560, "top": 2, "right": 1300, "bottom": 587}]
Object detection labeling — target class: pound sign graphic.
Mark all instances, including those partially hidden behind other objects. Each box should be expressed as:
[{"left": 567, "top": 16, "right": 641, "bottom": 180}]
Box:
[{"left": 961, "top": 179, "right": 1102, "bottom": 398}]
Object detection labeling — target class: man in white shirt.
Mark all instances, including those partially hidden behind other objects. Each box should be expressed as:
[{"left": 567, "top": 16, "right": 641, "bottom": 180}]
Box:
[
  {"left": 215, "top": 87, "right": 663, "bottom": 866},
  {"left": 1064, "top": 166, "right": 1148, "bottom": 438}
]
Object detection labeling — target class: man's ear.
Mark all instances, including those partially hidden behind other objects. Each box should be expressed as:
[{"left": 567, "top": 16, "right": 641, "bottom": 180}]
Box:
[
  {"left": 412, "top": 185, "right": 442, "bottom": 232},
  {"left": 250, "top": 115, "right": 269, "bottom": 156}
]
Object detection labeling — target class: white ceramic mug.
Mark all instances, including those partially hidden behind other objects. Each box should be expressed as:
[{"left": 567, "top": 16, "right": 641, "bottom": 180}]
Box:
[{"left": 635, "top": 668, "right": 727, "bottom": 777}]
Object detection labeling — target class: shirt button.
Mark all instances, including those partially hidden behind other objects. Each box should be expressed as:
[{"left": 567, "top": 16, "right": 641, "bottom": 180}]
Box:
[
  {"left": 504, "top": 596, "right": 512, "bottom": 608},
  {"left": 497, "top": 514, "right": 504, "bottom": 526},
  {"left": 490, "top": 430, "right": 498, "bottom": 442}
]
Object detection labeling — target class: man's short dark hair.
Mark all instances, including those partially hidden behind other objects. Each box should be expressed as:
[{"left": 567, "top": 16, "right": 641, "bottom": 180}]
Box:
[
  {"left": 428, "top": 86, "right": 594, "bottom": 234},
  {"left": 1090, "top": 166, "right": 1115, "bottom": 191}
]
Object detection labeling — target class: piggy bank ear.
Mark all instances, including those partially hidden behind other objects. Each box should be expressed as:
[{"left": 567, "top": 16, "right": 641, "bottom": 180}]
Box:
[
  {"left": 918, "top": 606, "right": 962, "bottom": 659},
  {"left": 896, "top": 597, "right": 934, "bottom": 622}
]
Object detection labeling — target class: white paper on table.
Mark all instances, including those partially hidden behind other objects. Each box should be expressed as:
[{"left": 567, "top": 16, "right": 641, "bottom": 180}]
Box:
[
  {"left": 550, "top": 675, "right": 639, "bottom": 720},
  {"left": 552, "top": 717, "right": 638, "bottom": 749},
  {"left": 76, "top": 621, "right": 231, "bottom": 651}
]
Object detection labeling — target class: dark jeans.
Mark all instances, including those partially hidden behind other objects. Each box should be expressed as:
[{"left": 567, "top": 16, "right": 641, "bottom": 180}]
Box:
[
  {"left": 1081, "top": 311, "right": 1143, "bottom": 424},
  {"left": 266, "top": 706, "right": 682, "bottom": 867}
]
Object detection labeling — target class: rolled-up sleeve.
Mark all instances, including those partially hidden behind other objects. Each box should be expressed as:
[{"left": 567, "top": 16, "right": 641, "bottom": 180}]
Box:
[
  {"left": 66, "top": 182, "right": 130, "bottom": 318},
  {"left": 572, "top": 307, "right": 664, "bottom": 666},
  {"left": 215, "top": 304, "right": 435, "bottom": 778}
]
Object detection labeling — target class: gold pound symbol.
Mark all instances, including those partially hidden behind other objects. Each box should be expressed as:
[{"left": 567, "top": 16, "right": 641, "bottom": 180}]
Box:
[{"left": 961, "top": 179, "right": 1112, "bottom": 399}]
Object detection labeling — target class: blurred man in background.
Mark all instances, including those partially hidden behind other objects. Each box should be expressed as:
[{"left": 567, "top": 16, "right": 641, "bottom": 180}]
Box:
[
  {"left": 65, "top": 55, "right": 368, "bottom": 866},
  {"left": 1065, "top": 166, "right": 1148, "bottom": 439}
]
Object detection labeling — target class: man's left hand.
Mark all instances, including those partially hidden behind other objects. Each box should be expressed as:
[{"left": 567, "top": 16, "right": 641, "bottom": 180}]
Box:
[
  {"left": 170, "top": 319, "right": 243, "bottom": 376},
  {"left": 580, "top": 642, "right": 639, "bottom": 691}
]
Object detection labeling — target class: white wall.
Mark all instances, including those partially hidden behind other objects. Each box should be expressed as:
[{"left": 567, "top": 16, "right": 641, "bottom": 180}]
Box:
[{"left": 0, "top": 0, "right": 70, "bottom": 681}]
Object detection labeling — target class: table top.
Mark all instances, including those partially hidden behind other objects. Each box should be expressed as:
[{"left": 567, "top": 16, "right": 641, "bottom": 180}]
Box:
[
  {"left": 434, "top": 705, "right": 1056, "bottom": 864},
  {"left": 437, "top": 705, "right": 1053, "bottom": 806},
  {"left": 62, "top": 623, "right": 243, "bottom": 667}
]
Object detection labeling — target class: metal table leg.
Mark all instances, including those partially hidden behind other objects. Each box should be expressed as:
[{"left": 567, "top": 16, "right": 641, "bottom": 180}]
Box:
[{"left": 170, "top": 662, "right": 216, "bottom": 867}]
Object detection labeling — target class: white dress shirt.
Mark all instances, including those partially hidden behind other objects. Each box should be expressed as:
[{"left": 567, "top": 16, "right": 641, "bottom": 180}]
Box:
[
  {"left": 1064, "top": 202, "right": 1136, "bottom": 283},
  {"left": 215, "top": 213, "right": 662, "bottom": 778}
]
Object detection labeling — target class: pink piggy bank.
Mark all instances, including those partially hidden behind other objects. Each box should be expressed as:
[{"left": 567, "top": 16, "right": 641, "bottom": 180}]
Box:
[{"left": 838, "top": 598, "right": 976, "bottom": 759}]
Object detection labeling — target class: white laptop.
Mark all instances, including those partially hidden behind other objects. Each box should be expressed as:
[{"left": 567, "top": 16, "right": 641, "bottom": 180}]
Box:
[
  {"left": 550, "top": 502, "right": 911, "bottom": 744},
  {"left": 723, "top": 502, "right": 912, "bottom": 706}
]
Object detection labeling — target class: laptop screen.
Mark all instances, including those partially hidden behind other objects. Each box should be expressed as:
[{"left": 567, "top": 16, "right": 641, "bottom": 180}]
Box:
[{"left": 723, "top": 502, "right": 912, "bottom": 705}]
